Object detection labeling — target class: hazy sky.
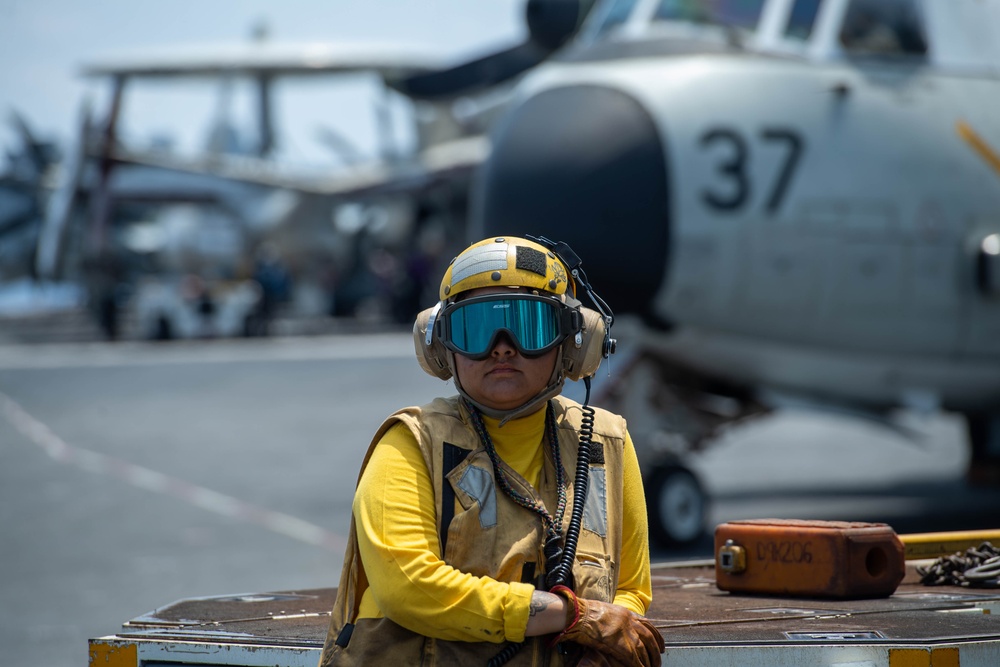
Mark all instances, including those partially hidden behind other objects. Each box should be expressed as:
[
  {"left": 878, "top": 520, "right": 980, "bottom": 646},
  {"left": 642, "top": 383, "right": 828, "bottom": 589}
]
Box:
[{"left": 0, "top": 0, "right": 524, "bottom": 160}]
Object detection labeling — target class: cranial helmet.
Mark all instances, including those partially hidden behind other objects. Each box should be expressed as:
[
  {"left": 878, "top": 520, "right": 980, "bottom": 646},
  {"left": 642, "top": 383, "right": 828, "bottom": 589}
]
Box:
[
  {"left": 414, "top": 236, "right": 612, "bottom": 421},
  {"left": 438, "top": 235, "right": 573, "bottom": 301}
]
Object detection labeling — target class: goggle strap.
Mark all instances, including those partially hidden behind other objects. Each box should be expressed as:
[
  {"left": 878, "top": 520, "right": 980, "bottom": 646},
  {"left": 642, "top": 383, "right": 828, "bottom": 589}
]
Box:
[{"left": 425, "top": 302, "right": 442, "bottom": 347}]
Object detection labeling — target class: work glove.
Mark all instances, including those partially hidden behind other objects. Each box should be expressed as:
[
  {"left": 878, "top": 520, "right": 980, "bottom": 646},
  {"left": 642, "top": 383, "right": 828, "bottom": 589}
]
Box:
[{"left": 550, "top": 585, "right": 664, "bottom": 667}]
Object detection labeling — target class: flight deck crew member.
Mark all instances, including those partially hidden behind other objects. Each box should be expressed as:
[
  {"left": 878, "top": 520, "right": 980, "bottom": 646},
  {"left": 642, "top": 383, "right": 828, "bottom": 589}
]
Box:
[{"left": 319, "top": 236, "right": 663, "bottom": 666}]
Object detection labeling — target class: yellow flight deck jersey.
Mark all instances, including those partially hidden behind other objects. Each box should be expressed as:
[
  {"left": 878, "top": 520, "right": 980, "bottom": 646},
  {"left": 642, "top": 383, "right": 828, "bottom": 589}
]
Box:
[{"left": 353, "top": 401, "right": 651, "bottom": 639}]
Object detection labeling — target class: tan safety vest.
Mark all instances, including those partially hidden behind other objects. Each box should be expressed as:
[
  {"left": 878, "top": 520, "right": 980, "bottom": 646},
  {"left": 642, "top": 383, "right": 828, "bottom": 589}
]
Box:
[{"left": 319, "top": 395, "right": 627, "bottom": 667}]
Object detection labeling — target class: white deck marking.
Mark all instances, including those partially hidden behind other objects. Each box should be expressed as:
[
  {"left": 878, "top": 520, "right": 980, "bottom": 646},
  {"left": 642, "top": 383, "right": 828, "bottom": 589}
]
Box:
[{"left": 0, "top": 390, "right": 348, "bottom": 553}]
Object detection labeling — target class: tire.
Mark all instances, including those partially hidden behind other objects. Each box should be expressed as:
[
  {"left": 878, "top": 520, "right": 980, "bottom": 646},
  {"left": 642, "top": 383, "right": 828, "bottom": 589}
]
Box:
[{"left": 646, "top": 464, "right": 708, "bottom": 548}]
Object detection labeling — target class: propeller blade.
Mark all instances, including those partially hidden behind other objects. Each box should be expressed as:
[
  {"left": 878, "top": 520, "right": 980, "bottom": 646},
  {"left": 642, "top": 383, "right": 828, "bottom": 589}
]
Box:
[
  {"left": 385, "top": 40, "right": 551, "bottom": 101},
  {"left": 387, "top": 0, "right": 597, "bottom": 101}
]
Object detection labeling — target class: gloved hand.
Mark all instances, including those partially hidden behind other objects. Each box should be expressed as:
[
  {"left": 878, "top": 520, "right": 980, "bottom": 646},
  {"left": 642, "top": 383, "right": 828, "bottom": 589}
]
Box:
[{"left": 550, "top": 585, "right": 664, "bottom": 667}]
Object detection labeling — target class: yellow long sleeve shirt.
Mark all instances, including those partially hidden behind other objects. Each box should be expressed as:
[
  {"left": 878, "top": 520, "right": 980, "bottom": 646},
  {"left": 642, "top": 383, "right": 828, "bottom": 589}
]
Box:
[{"left": 352, "top": 405, "right": 652, "bottom": 643}]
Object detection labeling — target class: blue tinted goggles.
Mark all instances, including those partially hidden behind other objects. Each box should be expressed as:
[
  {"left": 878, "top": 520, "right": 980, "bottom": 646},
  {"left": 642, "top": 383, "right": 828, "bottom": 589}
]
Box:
[{"left": 439, "top": 294, "right": 581, "bottom": 360}]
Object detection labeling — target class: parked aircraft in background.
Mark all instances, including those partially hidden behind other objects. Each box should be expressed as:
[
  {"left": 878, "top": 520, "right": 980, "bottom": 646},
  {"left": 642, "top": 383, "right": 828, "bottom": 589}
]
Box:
[
  {"left": 32, "top": 37, "right": 493, "bottom": 338},
  {"left": 27, "top": 1, "right": 612, "bottom": 338},
  {"left": 439, "top": 0, "right": 1000, "bottom": 546}
]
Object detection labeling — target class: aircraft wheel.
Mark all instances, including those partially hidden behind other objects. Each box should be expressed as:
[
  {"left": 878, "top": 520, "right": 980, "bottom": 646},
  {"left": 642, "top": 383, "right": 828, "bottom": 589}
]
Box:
[{"left": 646, "top": 463, "right": 708, "bottom": 548}]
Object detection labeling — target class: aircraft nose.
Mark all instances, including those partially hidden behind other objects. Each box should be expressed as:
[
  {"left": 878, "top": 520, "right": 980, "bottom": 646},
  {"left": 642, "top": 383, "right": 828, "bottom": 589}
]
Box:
[{"left": 471, "top": 84, "right": 669, "bottom": 320}]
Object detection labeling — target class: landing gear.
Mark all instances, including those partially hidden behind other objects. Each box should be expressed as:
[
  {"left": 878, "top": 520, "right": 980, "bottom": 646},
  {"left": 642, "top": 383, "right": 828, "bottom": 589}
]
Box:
[
  {"left": 645, "top": 461, "right": 709, "bottom": 548},
  {"left": 596, "top": 348, "right": 763, "bottom": 549},
  {"left": 965, "top": 412, "right": 1000, "bottom": 486}
]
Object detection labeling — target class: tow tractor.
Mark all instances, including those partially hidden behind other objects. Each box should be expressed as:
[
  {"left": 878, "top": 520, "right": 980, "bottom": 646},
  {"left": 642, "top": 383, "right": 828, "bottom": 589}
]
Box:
[{"left": 89, "top": 525, "right": 1000, "bottom": 666}]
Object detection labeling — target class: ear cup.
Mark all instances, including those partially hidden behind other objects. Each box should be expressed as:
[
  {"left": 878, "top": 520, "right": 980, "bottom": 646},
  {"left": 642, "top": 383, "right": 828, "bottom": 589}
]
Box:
[
  {"left": 561, "top": 306, "right": 607, "bottom": 381},
  {"left": 413, "top": 306, "right": 452, "bottom": 380}
]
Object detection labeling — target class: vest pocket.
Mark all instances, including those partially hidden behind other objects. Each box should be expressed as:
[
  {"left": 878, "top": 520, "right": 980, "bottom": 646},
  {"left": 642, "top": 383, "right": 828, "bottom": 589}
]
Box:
[
  {"left": 572, "top": 552, "right": 615, "bottom": 603},
  {"left": 323, "top": 617, "right": 427, "bottom": 666}
]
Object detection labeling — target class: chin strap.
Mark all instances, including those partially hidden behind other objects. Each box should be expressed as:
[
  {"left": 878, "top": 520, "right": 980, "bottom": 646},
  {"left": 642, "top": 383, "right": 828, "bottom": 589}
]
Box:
[{"left": 464, "top": 380, "right": 564, "bottom": 426}]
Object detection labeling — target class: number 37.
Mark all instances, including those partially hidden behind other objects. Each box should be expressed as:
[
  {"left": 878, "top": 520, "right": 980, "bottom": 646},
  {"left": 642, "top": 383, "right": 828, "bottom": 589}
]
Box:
[{"left": 699, "top": 127, "right": 804, "bottom": 214}]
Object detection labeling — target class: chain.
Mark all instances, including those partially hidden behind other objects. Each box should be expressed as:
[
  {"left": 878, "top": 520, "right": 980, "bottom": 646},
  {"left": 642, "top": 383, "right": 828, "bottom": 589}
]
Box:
[
  {"left": 917, "top": 541, "right": 1000, "bottom": 587},
  {"left": 463, "top": 398, "right": 567, "bottom": 544}
]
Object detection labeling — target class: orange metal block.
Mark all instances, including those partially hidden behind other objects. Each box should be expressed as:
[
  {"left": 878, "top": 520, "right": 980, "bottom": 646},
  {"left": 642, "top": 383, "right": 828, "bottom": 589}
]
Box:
[
  {"left": 89, "top": 640, "right": 137, "bottom": 666},
  {"left": 714, "top": 519, "right": 905, "bottom": 598},
  {"left": 889, "top": 647, "right": 960, "bottom": 667}
]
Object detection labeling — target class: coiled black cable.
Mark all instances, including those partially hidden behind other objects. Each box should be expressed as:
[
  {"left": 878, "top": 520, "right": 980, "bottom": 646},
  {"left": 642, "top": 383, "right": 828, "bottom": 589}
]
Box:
[{"left": 545, "top": 376, "right": 594, "bottom": 591}]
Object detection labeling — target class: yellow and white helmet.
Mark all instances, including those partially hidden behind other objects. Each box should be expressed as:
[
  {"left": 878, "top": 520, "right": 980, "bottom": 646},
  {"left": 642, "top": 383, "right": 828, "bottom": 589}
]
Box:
[{"left": 439, "top": 236, "right": 575, "bottom": 302}]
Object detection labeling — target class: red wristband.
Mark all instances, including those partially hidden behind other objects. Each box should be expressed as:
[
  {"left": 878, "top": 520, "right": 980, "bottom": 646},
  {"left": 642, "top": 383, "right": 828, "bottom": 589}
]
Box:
[{"left": 549, "top": 585, "right": 581, "bottom": 638}]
